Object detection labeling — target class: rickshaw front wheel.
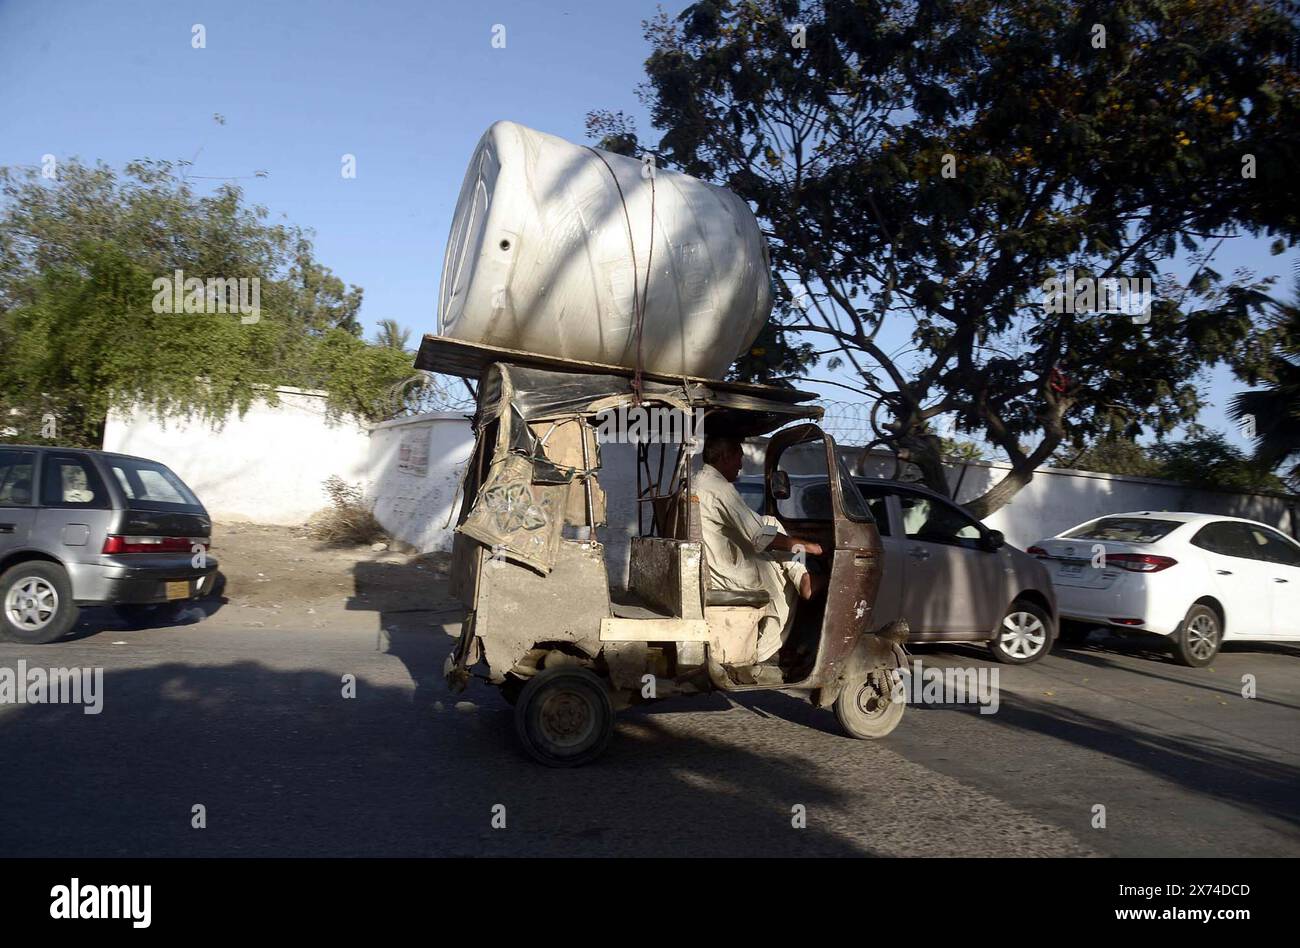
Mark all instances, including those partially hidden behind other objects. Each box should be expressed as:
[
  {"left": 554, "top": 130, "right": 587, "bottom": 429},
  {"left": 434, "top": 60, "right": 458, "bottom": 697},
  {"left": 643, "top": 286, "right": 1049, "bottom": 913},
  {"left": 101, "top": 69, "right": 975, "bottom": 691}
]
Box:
[
  {"left": 834, "top": 667, "right": 905, "bottom": 740},
  {"left": 515, "top": 666, "right": 614, "bottom": 767}
]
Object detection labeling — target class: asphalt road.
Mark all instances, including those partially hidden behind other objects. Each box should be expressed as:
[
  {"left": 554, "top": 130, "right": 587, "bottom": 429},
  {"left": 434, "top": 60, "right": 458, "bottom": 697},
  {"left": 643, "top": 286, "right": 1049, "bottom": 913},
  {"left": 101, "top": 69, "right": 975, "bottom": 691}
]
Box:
[{"left": 1, "top": 602, "right": 1297, "bottom": 858}]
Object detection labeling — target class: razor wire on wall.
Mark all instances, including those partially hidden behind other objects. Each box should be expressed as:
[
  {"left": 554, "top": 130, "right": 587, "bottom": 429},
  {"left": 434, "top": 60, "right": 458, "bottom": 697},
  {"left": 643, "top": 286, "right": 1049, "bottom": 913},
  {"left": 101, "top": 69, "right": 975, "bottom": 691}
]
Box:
[
  {"left": 813, "top": 399, "right": 876, "bottom": 447},
  {"left": 812, "top": 399, "right": 930, "bottom": 482},
  {"left": 385, "top": 372, "right": 476, "bottom": 418}
]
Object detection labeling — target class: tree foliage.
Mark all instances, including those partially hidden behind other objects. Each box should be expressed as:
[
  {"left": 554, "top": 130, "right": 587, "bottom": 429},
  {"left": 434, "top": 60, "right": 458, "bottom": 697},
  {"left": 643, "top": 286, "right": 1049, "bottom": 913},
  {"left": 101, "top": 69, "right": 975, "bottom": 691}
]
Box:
[
  {"left": 1057, "top": 430, "right": 1289, "bottom": 492},
  {"left": 0, "top": 159, "right": 413, "bottom": 446},
  {"left": 374, "top": 318, "right": 413, "bottom": 352},
  {"left": 1230, "top": 267, "right": 1300, "bottom": 486},
  {"left": 592, "top": 0, "right": 1300, "bottom": 515}
]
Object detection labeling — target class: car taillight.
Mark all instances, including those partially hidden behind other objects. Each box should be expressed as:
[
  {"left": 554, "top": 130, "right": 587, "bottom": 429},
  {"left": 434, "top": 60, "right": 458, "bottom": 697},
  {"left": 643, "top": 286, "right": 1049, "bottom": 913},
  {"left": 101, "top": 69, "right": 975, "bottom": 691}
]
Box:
[
  {"left": 1107, "top": 553, "right": 1177, "bottom": 573},
  {"left": 103, "top": 535, "right": 207, "bottom": 554},
  {"left": 1027, "top": 545, "right": 1048, "bottom": 556}
]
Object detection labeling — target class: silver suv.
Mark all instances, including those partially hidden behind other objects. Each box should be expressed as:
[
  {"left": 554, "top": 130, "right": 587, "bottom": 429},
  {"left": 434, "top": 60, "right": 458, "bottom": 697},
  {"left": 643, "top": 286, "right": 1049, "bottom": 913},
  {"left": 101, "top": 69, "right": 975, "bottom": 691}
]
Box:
[{"left": 0, "top": 445, "right": 218, "bottom": 644}]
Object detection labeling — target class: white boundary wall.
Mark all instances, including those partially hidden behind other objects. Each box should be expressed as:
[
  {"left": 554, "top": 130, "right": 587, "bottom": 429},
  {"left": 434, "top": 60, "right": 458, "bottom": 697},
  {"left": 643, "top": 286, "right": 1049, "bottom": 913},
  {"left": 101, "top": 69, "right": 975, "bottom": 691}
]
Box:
[
  {"left": 104, "top": 388, "right": 371, "bottom": 524},
  {"left": 367, "top": 413, "right": 475, "bottom": 552},
  {"left": 104, "top": 397, "right": 1297, "bottom": 560},
  {"left": 103, "top": 391, "right": 473, "bottom": 549},
  {"left": 934, "top": 456, "right": 1298, "bottom": 547}
]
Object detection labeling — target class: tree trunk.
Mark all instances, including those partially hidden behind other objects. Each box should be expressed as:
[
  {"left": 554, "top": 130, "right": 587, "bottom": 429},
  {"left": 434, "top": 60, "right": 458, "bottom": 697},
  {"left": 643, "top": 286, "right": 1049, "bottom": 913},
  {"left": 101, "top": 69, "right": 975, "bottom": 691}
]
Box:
[
  {"left": 964, "top": 462, "right": 1037, "bottom": 519},
  {"left": 895, "top": 429, "right": 951, "bottom": 497}
]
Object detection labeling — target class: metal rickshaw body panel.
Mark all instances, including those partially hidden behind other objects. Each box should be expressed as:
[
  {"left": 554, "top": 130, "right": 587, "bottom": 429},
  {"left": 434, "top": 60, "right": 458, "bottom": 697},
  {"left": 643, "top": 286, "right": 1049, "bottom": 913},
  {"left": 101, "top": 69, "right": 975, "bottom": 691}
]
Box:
[
  {"left": 764, "top": 424, "right": 886, "bottom": 694},
  {"left": 436, "top": 347, "right": 833, "bottom": 695}
]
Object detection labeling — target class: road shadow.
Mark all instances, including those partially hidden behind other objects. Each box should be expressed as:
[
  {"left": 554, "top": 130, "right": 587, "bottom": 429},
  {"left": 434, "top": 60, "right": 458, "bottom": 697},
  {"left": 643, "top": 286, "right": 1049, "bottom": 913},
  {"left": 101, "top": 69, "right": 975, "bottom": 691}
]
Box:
[
  {"left": 973, "top": 686, "right": 1300, "bottom": 828},
  {"left": 1055, "top": 627, "right": 1300, "bottom": 665},
  {"left": 1049, "top": 645, "right": 1300, "bottom": 713},
  {"left": 0, "top": 661, "right": 873, "bottom": 857},
  {"left": 345, "top": 559, "right": 465, "bottom": 709},
  {"left": 862, "top": 641, "right": 1300, "bottom": 825}
]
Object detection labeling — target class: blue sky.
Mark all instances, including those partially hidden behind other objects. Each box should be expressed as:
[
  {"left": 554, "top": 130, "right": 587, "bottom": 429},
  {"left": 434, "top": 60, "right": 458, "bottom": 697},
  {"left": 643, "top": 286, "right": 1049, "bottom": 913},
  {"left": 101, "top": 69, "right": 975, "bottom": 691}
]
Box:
[{"left": 2, "top": 0, "right": 1294, "bottom": 455}]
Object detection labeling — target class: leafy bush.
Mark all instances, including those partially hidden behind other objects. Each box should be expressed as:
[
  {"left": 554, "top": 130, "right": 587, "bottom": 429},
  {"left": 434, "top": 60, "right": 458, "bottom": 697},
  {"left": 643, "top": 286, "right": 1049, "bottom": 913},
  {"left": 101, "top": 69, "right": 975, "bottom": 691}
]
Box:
[
  {"left": 307, "top": 476, "right": 386, "bottom": 546},
  {"left": 0, "top": 160, "right": 417, "bottom": 447}
]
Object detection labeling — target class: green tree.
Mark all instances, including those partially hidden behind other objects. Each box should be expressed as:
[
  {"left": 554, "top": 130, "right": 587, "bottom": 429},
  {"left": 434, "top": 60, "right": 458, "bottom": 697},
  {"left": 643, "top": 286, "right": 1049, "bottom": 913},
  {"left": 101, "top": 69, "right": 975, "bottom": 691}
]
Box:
[
  {"left": 592, "top": 0, "right": 1300, "bottom": 516},
  {"left": 1229, "top": 268, "right": 1300, "bottom": 487},
  {"left": 0, "top": 159, "right": 414, "bottom": 446},
  {"left": 726, "top": 307, "right": 818, "bottom": 385},
  {"left": 373, "top": 318, "right": 412, "bottom": 352},
  {"left": 940, "top": 436, "right": 986, "bottom": 462},
  {"left": 1054, "top": 435, "right": 1162, "bottom": 477},
  {"left": 1056, "top": 430, "right": 1288, "bottom": 492},
  {"left": 1150, "top": 430, "right": 1288, "bottom": 493}
]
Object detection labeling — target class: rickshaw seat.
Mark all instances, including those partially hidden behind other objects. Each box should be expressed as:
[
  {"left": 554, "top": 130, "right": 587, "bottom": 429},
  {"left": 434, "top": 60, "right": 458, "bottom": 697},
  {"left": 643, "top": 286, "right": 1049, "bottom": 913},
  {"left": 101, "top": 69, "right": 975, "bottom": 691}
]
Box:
[
  {"left": 706, "top": 588, "right": 769, "bottom": 607},
  {"left": 628, "top": 535, "right": 705, "bottom": 620}
]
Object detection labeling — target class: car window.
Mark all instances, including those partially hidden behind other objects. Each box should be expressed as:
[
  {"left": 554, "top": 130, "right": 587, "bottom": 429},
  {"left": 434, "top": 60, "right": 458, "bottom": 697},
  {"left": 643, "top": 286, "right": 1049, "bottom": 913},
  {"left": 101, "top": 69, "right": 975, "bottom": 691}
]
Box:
[
  {"left": 798, "top": 483, "right": 833, "bottom": 521},
  {"left": 856, "top": 485, "right": 892, "bottom": 536},
  {"left": 1242, "top": 525, "right": 1300, "bottom": 567},
  {"left": 0, "top": 449, "right": 36, "bottom": 506},
  {"left": 40, "top": 454, "right": 109, "bottom": 509},
  {"left": 835, "top": 457, "right": 873, "bottom": 522},
  {"left": 1191, "top": 522, "right": 1242, "bottom": 557},
  {"left": 1064, "top": 517, "right": 1183, "bottom": 543},
  {"left": 1193, "top": 521, "right": 1297, "bottom": 564},
  {"left": 899, "top": 493, "right": 983, "bottom": 548},
  {"left": 109, "top": 458, "right": 199, "bottom": 507}
]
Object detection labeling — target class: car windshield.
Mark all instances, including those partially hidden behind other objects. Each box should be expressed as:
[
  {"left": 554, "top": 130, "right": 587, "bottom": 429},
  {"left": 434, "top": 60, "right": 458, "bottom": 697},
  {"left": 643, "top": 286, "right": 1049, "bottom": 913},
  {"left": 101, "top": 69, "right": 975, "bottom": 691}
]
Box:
[
  {"left": 107, "top": 457, "right": 202, "bottom": 509},
  {"left": 1063, "top": 517, "right": 1183, "bottom": 543}
]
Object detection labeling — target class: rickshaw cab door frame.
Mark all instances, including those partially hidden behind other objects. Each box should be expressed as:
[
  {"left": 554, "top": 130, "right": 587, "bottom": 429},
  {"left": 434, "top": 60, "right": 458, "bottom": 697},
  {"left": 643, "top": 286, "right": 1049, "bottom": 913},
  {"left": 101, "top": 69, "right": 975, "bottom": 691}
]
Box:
[{"left": 765, "top": 424, "right": 885, "bottom": 687}]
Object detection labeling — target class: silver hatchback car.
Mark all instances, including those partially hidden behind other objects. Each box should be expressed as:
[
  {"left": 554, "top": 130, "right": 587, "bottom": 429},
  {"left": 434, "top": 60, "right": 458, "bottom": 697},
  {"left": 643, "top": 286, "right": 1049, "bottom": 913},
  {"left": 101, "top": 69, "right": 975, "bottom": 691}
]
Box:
[
  {"left": 0, "top": 445, "right": 218, "bottom": 644},
  {"left": 738, "top": 474, "right": 1057, "bottom": 663}
]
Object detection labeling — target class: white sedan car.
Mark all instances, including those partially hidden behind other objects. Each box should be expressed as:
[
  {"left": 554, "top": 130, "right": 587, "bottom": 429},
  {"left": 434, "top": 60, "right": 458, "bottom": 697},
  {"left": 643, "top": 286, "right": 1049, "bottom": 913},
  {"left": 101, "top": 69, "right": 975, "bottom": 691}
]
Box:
[{"left": 1029, "top": 512, "right": 1300, "bottom": 666}]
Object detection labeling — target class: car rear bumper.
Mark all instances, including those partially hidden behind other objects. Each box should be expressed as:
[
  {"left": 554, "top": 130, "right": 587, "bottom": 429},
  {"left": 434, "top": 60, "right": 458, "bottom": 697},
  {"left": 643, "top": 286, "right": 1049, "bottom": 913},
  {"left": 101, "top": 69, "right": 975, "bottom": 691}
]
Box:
[
  {"left": 1054, "top": 579, "right": 1182, "bottom": 636},
  {"left": 67, "top": 560, "right": 220, "bottom": 605}
]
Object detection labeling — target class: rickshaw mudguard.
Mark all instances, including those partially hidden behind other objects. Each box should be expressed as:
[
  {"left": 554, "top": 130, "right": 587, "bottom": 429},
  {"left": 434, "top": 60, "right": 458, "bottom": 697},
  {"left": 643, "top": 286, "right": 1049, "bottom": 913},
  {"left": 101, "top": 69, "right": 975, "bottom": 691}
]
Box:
[{"left": 815, "top": 628, "right": 908, "bottom": 709}]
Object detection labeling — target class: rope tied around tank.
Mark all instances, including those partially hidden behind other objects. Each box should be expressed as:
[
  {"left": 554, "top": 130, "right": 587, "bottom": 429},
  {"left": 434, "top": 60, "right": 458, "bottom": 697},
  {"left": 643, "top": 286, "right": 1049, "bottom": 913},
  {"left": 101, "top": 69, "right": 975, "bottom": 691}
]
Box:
[{"left": 586, "top": 146, "right": 656, "bottom": 405}]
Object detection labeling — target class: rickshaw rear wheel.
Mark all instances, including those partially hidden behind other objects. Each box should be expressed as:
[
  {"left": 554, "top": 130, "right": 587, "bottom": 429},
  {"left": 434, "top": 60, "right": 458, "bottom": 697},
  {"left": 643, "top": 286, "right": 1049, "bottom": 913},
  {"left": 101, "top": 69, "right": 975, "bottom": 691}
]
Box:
[
  {"left": 834, "top": 667, "right": 905, "bottom": 740},
  {"left": 514, "top": 666, "right": 614, "bottom": 767}
]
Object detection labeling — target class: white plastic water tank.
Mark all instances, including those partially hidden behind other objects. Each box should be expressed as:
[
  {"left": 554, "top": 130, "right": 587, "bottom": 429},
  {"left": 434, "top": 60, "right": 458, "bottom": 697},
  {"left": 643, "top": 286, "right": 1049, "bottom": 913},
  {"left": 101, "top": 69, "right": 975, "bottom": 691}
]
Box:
[{"left": 438, "top": 121, "right": 772, "bottom": 379}]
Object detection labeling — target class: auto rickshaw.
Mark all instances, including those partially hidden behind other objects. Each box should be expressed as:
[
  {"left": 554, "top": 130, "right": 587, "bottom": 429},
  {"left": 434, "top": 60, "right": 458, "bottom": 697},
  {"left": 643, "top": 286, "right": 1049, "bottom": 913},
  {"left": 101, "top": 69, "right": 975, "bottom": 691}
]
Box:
[{"left": 418, "top": 335, "right": 907, "bottom": 767}]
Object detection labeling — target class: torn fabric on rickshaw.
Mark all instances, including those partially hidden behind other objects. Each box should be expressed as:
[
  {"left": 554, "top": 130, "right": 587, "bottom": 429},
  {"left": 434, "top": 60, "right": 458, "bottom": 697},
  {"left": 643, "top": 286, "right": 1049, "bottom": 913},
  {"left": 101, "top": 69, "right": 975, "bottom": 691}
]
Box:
[
  {"left": 458, "top": 453, "right": 566, "bottom": 574},
  {"left": 454, "top": 360, "right": 819, "bottom": 573}
]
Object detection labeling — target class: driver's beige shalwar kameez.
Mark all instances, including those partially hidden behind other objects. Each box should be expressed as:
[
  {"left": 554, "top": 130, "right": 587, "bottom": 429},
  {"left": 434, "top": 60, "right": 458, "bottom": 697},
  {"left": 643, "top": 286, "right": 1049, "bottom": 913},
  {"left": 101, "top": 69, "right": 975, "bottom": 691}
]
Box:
[{"left": 694, "top": 463, "right": 808, "bottom": 663}]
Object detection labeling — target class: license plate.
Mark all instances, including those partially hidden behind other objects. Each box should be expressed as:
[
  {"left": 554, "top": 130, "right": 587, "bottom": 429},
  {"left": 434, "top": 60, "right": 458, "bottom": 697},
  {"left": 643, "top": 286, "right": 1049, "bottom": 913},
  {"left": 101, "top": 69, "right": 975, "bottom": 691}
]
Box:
[
  {"left": 1059, "top": 564, "right": 1083, "bottom": 578},
  {"left": 165, "top": 580, "right": 191, "bottom": 600}
]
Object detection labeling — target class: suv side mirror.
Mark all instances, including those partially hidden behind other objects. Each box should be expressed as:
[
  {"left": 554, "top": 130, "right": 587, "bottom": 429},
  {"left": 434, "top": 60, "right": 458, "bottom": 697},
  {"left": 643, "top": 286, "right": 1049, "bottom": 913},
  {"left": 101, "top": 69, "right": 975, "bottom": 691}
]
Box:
[
  {"left": 770, "top": 471, "right": 791, "bottom": 500},
  {"left": 983, "top": 529, "right": 1006, "bottom": 551}
]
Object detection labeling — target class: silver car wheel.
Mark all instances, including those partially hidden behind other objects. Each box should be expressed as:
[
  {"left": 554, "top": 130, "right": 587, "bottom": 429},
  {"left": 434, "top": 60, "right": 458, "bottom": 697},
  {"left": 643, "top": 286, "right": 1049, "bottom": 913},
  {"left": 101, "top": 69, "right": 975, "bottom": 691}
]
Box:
[
  {"left": 4, "top": 576, "right": 59, "bottom": 632},
  {"left": 1185, "top": 613, "right": 1219, "bottom": 661},
  {"left": 999, "top": 611, "right": 1047, "bottom": 659}
]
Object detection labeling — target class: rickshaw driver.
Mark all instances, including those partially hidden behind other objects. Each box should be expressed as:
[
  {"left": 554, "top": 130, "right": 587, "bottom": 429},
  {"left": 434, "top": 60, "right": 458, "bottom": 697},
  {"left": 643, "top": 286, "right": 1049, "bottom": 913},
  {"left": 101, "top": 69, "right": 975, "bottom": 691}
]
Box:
[{"left": 695, "top": 435, "right": 829, "bottom": 669}]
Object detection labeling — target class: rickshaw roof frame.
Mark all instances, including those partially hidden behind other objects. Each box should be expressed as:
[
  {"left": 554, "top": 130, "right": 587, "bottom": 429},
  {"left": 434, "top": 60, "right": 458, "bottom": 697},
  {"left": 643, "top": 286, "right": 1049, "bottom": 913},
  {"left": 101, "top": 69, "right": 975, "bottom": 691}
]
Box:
[
  {"left": 418, "top": 335, "right": 821, "bottom": 411},
  {"left": 418, "top": 336, "right": 823, "bottom": 437}
]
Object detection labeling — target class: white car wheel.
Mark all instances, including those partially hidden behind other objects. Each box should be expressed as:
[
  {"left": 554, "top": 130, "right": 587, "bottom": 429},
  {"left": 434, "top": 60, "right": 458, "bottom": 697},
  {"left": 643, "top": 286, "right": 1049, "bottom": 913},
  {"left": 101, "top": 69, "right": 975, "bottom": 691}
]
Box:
[
  {"left": 0, "top": 562, "right": 79, "bottom": 644},
  {"left": 990, "top": 602, "right": 1053, "bottom": 664},
  {"left": 5, "top": 576, "right": 59, "bottom": 632},
  {"left": 1173, "top": 604, "right": 1222, "bottom": 668}
]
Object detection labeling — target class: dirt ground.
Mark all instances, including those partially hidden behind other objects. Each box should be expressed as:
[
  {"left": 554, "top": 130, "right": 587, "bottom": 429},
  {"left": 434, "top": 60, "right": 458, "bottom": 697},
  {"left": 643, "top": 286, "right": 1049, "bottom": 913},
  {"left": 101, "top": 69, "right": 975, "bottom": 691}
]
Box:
[{"left": 207, "top": 521, "right": 458, "bottom": 623}]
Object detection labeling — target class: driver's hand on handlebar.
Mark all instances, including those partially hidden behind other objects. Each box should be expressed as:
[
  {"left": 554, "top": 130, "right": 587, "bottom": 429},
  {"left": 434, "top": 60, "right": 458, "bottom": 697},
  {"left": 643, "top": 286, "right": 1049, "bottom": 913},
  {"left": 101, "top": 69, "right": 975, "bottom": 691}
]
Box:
[{"left": 796, "top": 540, "right": 824, "bottom": 558}]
